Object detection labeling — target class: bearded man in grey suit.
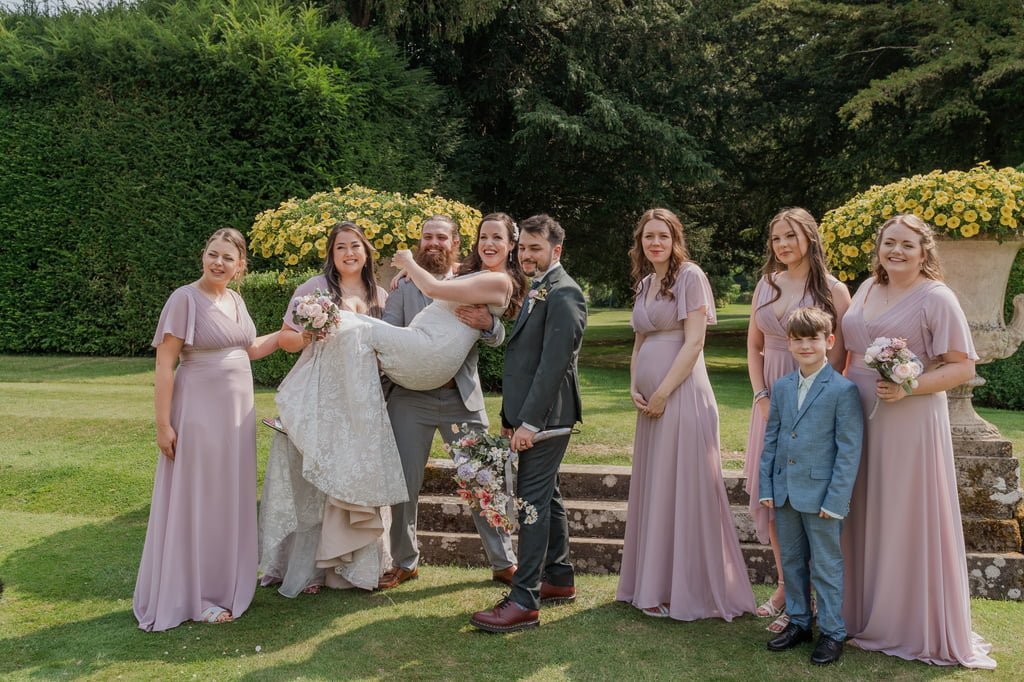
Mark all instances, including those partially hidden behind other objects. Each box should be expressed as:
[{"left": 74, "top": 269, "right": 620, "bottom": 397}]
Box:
[
  {"left": 470, "top": 213, "right": 587, "bottom": 633},
  {"left": 377, "top": 215, "right": 517, "bottom": 590}
]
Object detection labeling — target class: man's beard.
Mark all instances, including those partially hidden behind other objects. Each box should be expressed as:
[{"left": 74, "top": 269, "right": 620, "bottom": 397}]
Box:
[{"left": 415, "top": 245, "right": 457, "bottom": 275}]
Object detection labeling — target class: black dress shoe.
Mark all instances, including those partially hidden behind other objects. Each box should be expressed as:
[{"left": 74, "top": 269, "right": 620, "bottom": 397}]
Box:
[
  {"left": 766, "top": 622, "right": 813, "bottom": 651},
  {"left": 810, "top": 634, "right": 844, "bottom": 665}
]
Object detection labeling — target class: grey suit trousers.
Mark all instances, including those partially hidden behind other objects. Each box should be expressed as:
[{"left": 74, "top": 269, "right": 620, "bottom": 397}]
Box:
[{"left": 387, "top": 385, "right": 516, "bottom": 571}]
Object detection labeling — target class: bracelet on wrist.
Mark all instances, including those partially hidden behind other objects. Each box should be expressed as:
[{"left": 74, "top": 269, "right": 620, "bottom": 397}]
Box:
[{"left": 753, "top": 388, "right": 770, "bottom": 402}]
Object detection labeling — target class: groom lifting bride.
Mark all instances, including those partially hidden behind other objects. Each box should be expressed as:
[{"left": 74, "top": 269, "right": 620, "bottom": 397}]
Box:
[{"left": 470, "top": 214, "right": 588, "bottom": 633}]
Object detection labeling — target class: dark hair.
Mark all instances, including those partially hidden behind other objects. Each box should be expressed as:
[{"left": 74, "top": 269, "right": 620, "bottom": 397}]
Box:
[
  {"left": 787, "top": 306, "right": 834, "bottom": 339},
  {"left": 203, "top": 228, "right": 248, "bottom": 279},
  {"left": 872, "top": 213, "right": 944, "bottom": 284},
  {"left": 629, "top": 208, "right": 690, "bottom": 302},
  {"left": 457, "top": 212, "right": 528, "bottom": 319},
  {"left": 757, "top": 207, "right": 838, "bottom": 330},
  {"left": 322, "top": 221, "right": 383, "bottom": 317},
  {"left": 519, "top": 213, "right": 565, "bottom": 246}
]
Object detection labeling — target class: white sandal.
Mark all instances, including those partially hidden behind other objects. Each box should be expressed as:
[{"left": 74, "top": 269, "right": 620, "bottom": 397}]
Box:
[
  {"left": 641, "top": 604, "right": 671, "bottom": 618},
  {"left": 199, "top": 606, "right": 232, "bottom": 624},
  {"left": 767, "top": 612, "right": 790, "bottom": 633},
  {"left": 756, "top": 597, "right": 784, "bottom": 619}
]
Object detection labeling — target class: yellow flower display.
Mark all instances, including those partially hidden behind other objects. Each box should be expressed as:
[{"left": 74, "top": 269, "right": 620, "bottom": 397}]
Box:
[
  {"left": 249, "top": 184, "right": 481, "bottom": 279},
  {"left": 820, "top": 164, "right": 1024, "bottom": 281}
]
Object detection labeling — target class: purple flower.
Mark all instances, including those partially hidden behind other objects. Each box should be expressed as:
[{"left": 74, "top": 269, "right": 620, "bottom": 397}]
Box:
[
  {"left": 475, "top": 469, "right": 494, "bottom": 485},
  {"left": 457, "top": 462, "right": 477, "bottom": 480}
]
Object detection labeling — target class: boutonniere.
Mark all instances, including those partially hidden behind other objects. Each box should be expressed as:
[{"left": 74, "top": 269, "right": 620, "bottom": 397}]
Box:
[{"left": 527, "top": 283, "right": 550, "bottom": 313}]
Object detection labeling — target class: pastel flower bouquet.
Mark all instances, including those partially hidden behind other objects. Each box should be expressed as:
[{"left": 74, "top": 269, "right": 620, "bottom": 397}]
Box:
[
  {"left": 447, "top": 424, "right": 538, "bottom": 531},
  {"left": 291, "top": 289, "right": 342, "bottom": 340},
  {"left": 864, "top": 336, "right": 924, "bottom": 418}
]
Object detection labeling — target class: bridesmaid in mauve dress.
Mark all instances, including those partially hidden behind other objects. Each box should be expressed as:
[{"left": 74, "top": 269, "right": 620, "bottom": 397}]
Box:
[
  {"left": 616, "top": 208, "right": 756, "bottom": 621},
  {"left": 134, "top": 228, "right": 279, "bottom": 632},
  {"left": 743, "top": 208, "right": 850, "bottom": 631},
  {"left": 841, "top": 214, "right": 995, "bottom": 668}
]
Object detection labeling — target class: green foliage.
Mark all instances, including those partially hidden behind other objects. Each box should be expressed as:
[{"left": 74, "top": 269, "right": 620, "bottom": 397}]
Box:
[
  {"left": 235, "top": 269, "right": 315, "bottom": 386},
  {"left": 975, "top": 249, "right": 1024, "bottom": 409},
  {"left": 477, "top": 318, "right": 510, "bottom": 392},
  {"left": 0, "top": 0, "right": 450, "bottom": 355}
]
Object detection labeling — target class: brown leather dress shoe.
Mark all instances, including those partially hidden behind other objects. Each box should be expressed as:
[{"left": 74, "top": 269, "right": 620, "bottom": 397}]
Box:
[
  {"left": 539, "top": 581, "right": 576, "bottom": 605},
  {"left": 492, "top": 566, "right": 517, "bottom": 585},
  {"left": 469, "top": 597, "right": 540, "bottom": 633},
  {"left": 376, "top": 566, "right": 418, "bottom": 590}
]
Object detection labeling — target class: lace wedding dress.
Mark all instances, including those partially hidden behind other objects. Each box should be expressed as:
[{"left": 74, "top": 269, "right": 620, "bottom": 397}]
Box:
[{"left": 261, "top": 292, "right": 505, "bottom": 595}]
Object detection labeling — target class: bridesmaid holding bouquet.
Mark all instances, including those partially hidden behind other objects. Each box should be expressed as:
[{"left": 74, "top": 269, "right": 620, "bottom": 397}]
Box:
[
  {"left": 134, "top": 228, "right": 279, "bottom": 631},
  {"left": 841, "top": 214, "right": 995, "bottom": 668}
]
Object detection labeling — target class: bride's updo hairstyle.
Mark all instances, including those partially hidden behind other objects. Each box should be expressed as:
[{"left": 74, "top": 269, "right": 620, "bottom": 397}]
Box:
[
  {"left": 458, "top": 212, "right": 528, "bottom": 320},
  {"left": 871, "top": 213, "right": 944, "bottom": 285}
]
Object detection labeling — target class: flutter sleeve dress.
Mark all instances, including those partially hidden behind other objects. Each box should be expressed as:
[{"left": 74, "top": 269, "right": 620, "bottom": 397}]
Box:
[
  {"left": 615, "top": 264, "right": 756, "bottom": 621},
  {"left": 841, "top": 277, "right": 995, "bottom": 668},
  {"left": 743, "top": 274, "right": 841, "bottom": 545},
  {"left": 134, "top": 285, "right": 258, "bottom": 632}
]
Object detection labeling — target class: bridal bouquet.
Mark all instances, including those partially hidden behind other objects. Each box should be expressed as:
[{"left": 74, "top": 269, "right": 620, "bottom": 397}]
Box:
[
  {"left": 864, "top": 336, "right": 924, "bottom": 419},
  {"left": 291, "top": 289, "right": 342, "bottom": 339},
  {"left": 447, "top": 424, "right": 538, "bottom": 532}
]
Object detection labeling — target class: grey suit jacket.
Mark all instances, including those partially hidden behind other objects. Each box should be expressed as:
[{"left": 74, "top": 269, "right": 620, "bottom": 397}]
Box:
[
  {"left": 381, "top": 278, "right": 504, "bottom": 413},
  {"left": 500, "top": 266, "right": 587, "bottom": 430},
  {"left": 758, "top": 363, "right": 864, "bottom": 517}
]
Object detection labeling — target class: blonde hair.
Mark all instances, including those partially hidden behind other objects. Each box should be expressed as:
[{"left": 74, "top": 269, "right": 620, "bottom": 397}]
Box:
[
  {"left": 203, "top": 228, "right": 248, "bottom": 280},
  {"left": 871, "top": 213, "right": 943, "bottom": 284}
]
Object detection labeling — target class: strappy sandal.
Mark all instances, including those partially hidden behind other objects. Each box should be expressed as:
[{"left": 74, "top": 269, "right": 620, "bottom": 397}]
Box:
[
  {"left": 767, "top": 612, "right": 790, "bottom": 633},
  {"left": 756, "top": 597, "right": 784, "bottom": 619},
  {"left": 199, "top": 606, "right": 232, "bottom": 624},
  {"left": 641, "top": 604, "right": 671, "bottom": 618}
]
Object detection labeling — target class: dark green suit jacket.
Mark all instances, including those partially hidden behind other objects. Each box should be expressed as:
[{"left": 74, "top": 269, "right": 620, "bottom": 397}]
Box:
[{"left": 500, "top": 265, "right": 587, "bottom": 430}]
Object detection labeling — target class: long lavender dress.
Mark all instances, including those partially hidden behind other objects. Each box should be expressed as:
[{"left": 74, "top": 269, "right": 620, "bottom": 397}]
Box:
[
  {"left": 841, "top": 278, "right": 995, "bottom": 668},
  {"left": 616, "top": 264, "right": 756, "bottom": 621},
  {"left": 743, "top": 275, "right": 839, "bottom": 544},
  {"left": 134, "top": 285, "right": 258, "bottom": 632}
]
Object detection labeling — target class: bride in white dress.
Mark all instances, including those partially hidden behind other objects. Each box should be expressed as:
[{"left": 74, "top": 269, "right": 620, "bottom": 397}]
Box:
[{"left": 268, "top": 213, "right": 526, "bottom": 592}]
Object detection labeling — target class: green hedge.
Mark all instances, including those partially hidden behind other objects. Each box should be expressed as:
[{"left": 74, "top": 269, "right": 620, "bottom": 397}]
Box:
[
  {"left": 974, "top": 250, "right": 1024, "bottom": 410},
  {"left": 239, "top": 270, "right": 508, "bottom": 389},
  {"left": 0, "top": 0, "right": 450, "bottom": 355}
]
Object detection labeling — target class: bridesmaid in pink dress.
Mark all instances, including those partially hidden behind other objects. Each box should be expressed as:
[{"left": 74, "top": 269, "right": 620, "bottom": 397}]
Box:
[
  {"left": 841, "top": 214, "right": 995, "bottom": 668},
  {"left": 743, "top": 208, "right": 851, "bottom": 632},
  {"left": 616, "top": 208, "right": 756, "bottom": 621},
  {"left": 134, "top": 229, "right": 279, "bottom": 631}
]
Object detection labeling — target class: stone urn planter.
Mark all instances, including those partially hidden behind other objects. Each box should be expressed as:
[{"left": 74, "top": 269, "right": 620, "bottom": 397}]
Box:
[{"left": 936, "top": 237, "right": 1024, "bottom": 442}]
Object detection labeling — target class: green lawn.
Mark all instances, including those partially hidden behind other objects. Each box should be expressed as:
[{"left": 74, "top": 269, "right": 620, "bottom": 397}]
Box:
[{"left": 1, "top": 306, "right": 1023, "bottom": 679}]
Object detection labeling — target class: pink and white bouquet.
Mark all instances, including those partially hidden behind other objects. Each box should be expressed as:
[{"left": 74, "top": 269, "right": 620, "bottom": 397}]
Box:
[
  {"left": 447, "top": 424, "right": 538, "bottom": 532},
  {"left": 291, "top": 289, "right": 342, "bottom": 339},
  {"left": 864, "top": 336, "right": 924, "bottom": 418}
]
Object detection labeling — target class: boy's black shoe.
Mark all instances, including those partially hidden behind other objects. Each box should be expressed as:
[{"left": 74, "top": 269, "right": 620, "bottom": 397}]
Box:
[
  {"left": 810, "top": 635, "right": 844, "bottom": 665},
  {"left": 767, "top": 622, "right": 813, "bottom": 651}
]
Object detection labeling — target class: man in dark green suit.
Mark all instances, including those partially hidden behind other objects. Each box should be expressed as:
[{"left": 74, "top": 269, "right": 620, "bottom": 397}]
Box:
[{"left": 470, "top": 214, "right": 587, "bottom": 633}]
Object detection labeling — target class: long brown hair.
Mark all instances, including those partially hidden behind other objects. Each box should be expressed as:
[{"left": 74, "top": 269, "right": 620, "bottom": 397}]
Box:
[
  {"left": 203, "top": 228, "right": 248, "bottom": 280},
  {"left": 629, "top": 208, "right": 690, "bottom": 301},
  {"left": 457, "top": 212, "right": 528, "bottom": 319},
  {"left": 757, "top": 207, "right": 838, "bottom": 327},
  {"left": 872, "top": 213, "right": 944, "bottom": 284},
  {"left": 322, "top": 221, "right": 383, "bottom": 318}
]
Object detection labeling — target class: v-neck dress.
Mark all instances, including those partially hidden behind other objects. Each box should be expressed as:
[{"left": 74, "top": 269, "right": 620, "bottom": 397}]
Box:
[
  {"left": 134, "top": 285, "right": 258, "bottom": 632},
  {"left": 615, "top": 264, "right": 756, "bottom": 621},
  {"left": 743, "top": 274, "right": 839, "bottom": 544},
  {"left": 840, "top": 277, "right": 995, "bottom": 668}
]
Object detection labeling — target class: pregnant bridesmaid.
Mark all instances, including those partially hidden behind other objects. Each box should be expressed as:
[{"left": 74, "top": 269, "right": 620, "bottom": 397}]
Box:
[
  {"left": 744, "top": 208, "right": 850, "bottom": 632},
  {"left": 134, "top": 228, "right": 279, "bottom": 631},
  {"left": 616, "top": 208, "right": 755, "bottom": 621}
]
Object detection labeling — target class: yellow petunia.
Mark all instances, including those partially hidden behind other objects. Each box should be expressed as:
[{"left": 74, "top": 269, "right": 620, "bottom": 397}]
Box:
[
  {"left": 374, "top": 239, "right": 384, "bottom": 250},
  {"left": 934, "top": 214, "right": 948, "bottom": 226},
  {"left": 286, "top": 254, "right": 299, "bottom": 265},
  {"left": 963, "top": 210, "right": 978, "bottom": 223},
  {"left": 923, "top": 207, "right": 935, "bottom": 220},
  {"left": 946, "top": 216, "right": 961, "bottom": 229},
  {"left": 952, "top": 201, "right": 966, "bottom": 213},
  {"left": 383, "top": 234, "right": 394, "bottom": 244},
  {"left": 961, "top": 223, "right": 980, "bottom": 237},
  {"left": 300, "top": 242, "right": 313, "bottom": 256}
]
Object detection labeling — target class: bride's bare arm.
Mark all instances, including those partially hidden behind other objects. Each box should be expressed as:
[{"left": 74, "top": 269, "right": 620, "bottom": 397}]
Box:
[{"left": 392, "top": 250, "right": 511, "bottom": 306}]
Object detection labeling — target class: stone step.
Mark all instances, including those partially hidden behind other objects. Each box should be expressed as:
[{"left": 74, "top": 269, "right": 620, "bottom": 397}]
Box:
[
  {"left": 418, "top": 495, "right": 762, "bottom": 545},
  {"left": 416, "top": 530, "right": 1024, "bottom": 599},
  {"left": 422, "top": 459, "right": 634, "bottom": 501}
]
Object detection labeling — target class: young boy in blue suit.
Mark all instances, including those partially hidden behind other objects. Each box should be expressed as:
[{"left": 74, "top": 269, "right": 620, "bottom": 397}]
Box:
[{"left": 759, "top": 307, "right": 863, "bottom": 665}]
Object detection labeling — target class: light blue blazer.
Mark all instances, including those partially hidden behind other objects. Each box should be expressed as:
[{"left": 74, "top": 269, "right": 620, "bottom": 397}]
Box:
[{"left": 758, "top": 363, "right": 864, "bottom": 517}]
